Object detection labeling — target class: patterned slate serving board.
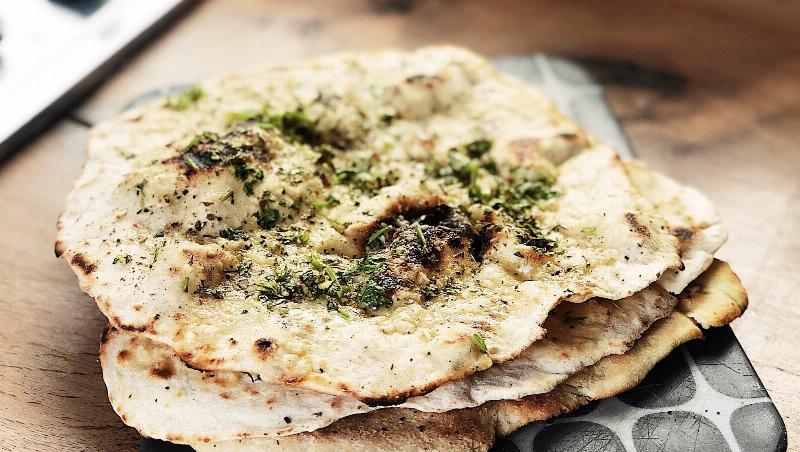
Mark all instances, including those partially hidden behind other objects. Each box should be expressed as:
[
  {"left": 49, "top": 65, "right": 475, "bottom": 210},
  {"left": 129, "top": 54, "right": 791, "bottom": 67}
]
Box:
[
  {"left": 135, "top": 54, "right": 787, "bottom": 452},
  {"left": 491, "top": 55, "right": 787, "bottom": 452}
]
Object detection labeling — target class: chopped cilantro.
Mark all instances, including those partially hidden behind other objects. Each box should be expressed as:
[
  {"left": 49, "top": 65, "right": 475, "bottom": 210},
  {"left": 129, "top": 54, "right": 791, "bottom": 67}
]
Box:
[
  {"left": 456, "top": 160, "right": 480, "bottom": 188},
  {"left": 359, "top": 280, "right": 392, "bottom": 310},
  {"left": 415, "top": 224, "right": 429, "bottom": 253},
  {"left": 197, "top": 284, "right": 224, "bottom": 299},
  {"left": 305, "top": 252, "right": 347, "bottom": 300},
  {"left": 325, "top": 298, "right": 341, "bottom": 312},
  {"left": 180, "top": 132, "right": 212, "bottom": 155},
  {"left": 581, "top": 226, "right": 597, "bottom": 235},
  {"left": 225, "top": 110, "right": 261, "bottom": 123},
  {"left": 367, "top": 225, "right": 392, "bottom": 245},
  {"left": 324, "top": 266, "right": 340, "bottom": 286},
  {"left": 256, "top": 268, "right": 296, "bottom": 301},
  {"left": 179, "top": 131, "right": 266, "bottom": 195},
  {"left": 261, "top": 109, "right": 319, "bottom": 145},
  {"left": 166, "top": 86, "right": 204, "bottom": 110},
  {"left": 312, "top": 195, "right": 340, "bottom": 209},
  {"left": 516, "top": 217, "right": 557, "bottom": 252},
  {"left": 465, "top": 139, "right": 492, "bottom": 157},
  {"left": 112, "top": 255, "right": 131, "bottom": 265},
  {"left": 471, "top": 333, "right": 489, "bottom": 353},
  {"left": 235, "top": 259, "right": 253, "bottom": 277},
  {"left": 306, "top": 251, "right": 324, "bottom": 271},
  {"left": 257, "top": 195, "right": 280, "bottom": 229},
  {"left": 184, "top": 155, "right": 200, "bottom": 171},
  {"left": 257, "top": 207, "right": 279, "bottom": 229},
  {"left": 231, "top": 159, "right": 264, "bottom": 196},
  {"left": 218, "top": 189, "right": 234, "bottom": 203},
  {"left": 336, "top": 161, "right": 397, "bottom": 195},
  {"left": 290, "top": 229, "right": 310, "bottom": 244},
  {"left": 219, "top": 227, "right": 247, "bottom": 241},
  {"left": 499, "top": 181, "right": 558, "bottom": 211},
  {"left": 180, "top": 276, "right": 190, "bottom": 293},
  {"left": 351, "top": 255, "right": 386, "bottom": 275},
  {"left": 336, "top": 308, "right": 350, "bottom": 319},
  {"left": 470, "top": 178, "right": 560, "bottom": 253}
]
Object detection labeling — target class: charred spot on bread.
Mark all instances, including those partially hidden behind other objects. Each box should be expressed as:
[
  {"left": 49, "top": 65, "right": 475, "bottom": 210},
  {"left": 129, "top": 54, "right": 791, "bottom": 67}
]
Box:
[
  {"left": 254, "top": 339, "right": 276, "bottom": 360},
  {"left": 150, "top": 358, "right": 176, "bottom": 379},
  {"left": 625, "top": 212, "right": 651, "bottom": 238},
  {"left": 70, "top": 253, "right": 96, "bottom": 274}
]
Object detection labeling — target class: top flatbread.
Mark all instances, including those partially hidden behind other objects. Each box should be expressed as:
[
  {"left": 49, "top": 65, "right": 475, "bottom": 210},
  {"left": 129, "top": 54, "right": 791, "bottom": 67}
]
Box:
[
  {"left": 58, "top": 46, "right": 679, "bottom": 401},
  {"left": 98, "top": 160, "right": 720, "bottom": 444}
]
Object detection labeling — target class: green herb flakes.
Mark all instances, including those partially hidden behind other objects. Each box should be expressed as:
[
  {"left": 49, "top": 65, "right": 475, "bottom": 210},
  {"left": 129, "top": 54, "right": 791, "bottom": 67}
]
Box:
[
  {"left": 415, "top": 224, "right": 429, "bottom": 253},
  {"left": 359, "top": 280, "right": 392, "bottom": 310},
  {"left": 112, "top": 255, "right": 131, "bottom": 265},
  {"left": 184, "top": 155, "right": 200, "bottom": 171},
  {"left": 307, "top": 251, "right": 325, "bottom": 272},
  {"left": 235, "top": 259, "right": 253, "bottom": 277},
  {"left": 166, "top": 86, "right": 204, "bottom": 110},
  {"left": 290, "top": 229, "right": 310, "bottom": 244},
  {"left": 219, "top": 227, "right": 247, "bottom": 241},
  {"left": 257, "top": 196, "right": 280, "bottom": 229},
  {"left": 312, "top": 195, "right": 340, "bottom": 210},
  {"left": 256, "top": 268, "right": 295, "bottom": 301},
  {"left": 471, "top": 333, "right": 488, "bottom": 353},
  {"left": 465, "top": 139, "right": 492, "bottom": 157},
  {"left": 218, "top": 189, "right": 234, "bottom": 203},
  {"left": 367, "top": 225, "right": 392, "bottom": 245},
  {"left": 197, "top": 284, "right": 224, "bottom": 299}
]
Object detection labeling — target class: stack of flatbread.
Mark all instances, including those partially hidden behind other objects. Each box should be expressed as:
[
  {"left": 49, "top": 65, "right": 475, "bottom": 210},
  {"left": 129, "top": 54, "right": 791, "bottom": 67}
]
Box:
[{"left": 56, "top": 47, "right": 747, "bottom": 451}]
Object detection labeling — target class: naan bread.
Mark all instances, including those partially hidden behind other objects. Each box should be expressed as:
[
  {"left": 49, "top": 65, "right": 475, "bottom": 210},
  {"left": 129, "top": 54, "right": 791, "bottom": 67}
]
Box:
[
  {"left": 401, "top": 285, "right": 676, "bottom": 410},
  {"left": 404, "top": 161, "right": 725, "bottom": 410},
  {"left": 193, "top": 259, "right": 745, "bottom": 451},
  {"left": 60, "top": 47, "right": 680, "bottom": 401},
  {"left": 677, "top": 259, "right": 747, "bottom": 328},
  {"left": 98, "top": 161, "right": 717, "bottom": 442},
  {"left": 192, "top": 314, "right": 703, "bottom": 452},
  {"left": 100, "top": 285, "right": 674, "bottom": 443},
  {"left": 624, "top": 160, "right": 726, "bottom": 293}
]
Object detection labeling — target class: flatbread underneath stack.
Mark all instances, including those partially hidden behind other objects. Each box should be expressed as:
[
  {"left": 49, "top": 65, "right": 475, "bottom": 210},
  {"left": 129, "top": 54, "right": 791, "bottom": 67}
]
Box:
[
  {"left": 101, "top": 285, "right": 676, "bottom": 442},
  {"left": 193, "top": 313, "right": 702, "bottom": 452},
  {"left": 189, "top": 260, "right": 745, "bottom": 451}
]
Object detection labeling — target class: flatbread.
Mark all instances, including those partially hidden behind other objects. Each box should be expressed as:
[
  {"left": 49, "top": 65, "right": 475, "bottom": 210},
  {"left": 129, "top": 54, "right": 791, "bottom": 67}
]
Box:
[
  {"left": 60, "top": 46, "right": 679, "bottom": 401},
  {"left": 401, "top": 285, "right": 675, "bottom": 411},
  {"left": 102, "top": 242, "right": 729, "bottom": 444},
  {"left": 192, "top": 313, "right": 703, "bottom": 452},
  {"left": 677, "top": 259, "right": 747, "bottom": 328},
  {"left": 624, "top": 160, "right": 726, "bottom": 293},
  {"left": 193, "top": 258, "right": 745, "bottom": 451},
  {"left": 99, "top": 160, "right": 721, "bottom": 443},
  {"left": 100, "top": 285, "right": 674, "bottom": 443},
  {"left": 405, "top": 161, "right": 725, "bottom": 410}
]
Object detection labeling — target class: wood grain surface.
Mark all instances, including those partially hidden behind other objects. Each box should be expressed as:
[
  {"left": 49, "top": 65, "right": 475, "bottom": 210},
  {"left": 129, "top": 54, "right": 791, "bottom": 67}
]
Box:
[{"left": 1, "top": 0, "right": 798, "bottom": 450}]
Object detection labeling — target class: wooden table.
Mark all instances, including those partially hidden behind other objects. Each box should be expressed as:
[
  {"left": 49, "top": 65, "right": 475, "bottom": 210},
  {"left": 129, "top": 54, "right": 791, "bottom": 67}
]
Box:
[{"left": 1, "top": 0, "right": 798, "bottom": 449}]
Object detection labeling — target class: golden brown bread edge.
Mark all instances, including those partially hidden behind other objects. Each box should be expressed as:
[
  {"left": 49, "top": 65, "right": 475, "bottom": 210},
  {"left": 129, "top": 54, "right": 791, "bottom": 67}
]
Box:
[{"left": 189, "top": 259, "right": 746, "bottom": 451}]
